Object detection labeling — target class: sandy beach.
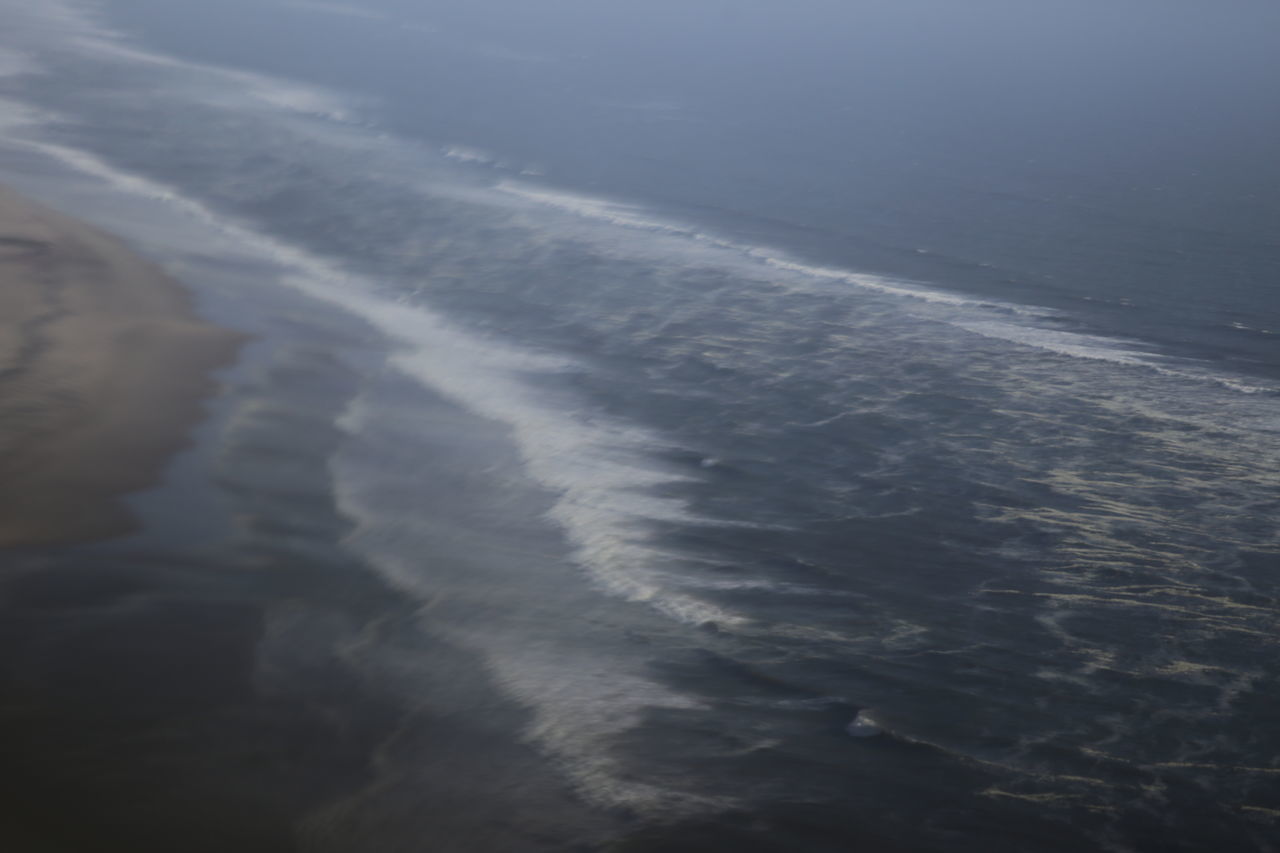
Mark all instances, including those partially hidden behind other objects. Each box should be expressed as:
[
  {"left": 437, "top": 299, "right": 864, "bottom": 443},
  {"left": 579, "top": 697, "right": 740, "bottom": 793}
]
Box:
[{"left": 0, "top": 185, "right": 242, "bottom": 547}]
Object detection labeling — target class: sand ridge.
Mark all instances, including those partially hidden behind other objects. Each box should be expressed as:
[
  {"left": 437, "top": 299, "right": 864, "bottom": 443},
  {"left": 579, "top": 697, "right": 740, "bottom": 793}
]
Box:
[{"left": 0, "top": 185, "right": 244, "bottom": 546}]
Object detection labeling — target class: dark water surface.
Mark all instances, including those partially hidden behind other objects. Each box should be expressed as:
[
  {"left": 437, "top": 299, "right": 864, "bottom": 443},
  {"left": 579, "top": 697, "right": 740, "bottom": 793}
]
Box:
[{"left": 1, "top": 1, "right": 1278, "bottom": 850}]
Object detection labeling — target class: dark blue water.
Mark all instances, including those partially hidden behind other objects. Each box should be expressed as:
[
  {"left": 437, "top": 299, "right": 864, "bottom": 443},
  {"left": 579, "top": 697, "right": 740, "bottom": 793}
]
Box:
[{"left": 1, "top": 1, "right": 1279, "bottom": 851}]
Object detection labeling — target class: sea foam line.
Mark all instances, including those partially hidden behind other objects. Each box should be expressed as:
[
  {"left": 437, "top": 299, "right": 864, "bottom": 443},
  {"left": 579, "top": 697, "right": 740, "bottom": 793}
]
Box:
[
  {"left": 37, "top": 0, "right": 1263, "bottom": 400},
  {"left": 495, "top": 180, "right": 1278, "bottom": 396},
  {"left": 0, "top": 0, "right": 754, "bottom": 628},
  {"left": 16, "top": 131, "right": 750, "bottom": 627},
  {"left": 496, "top": 180, "right": 1016, "bottom": 310},
  {"left": 3, "top": 0, "right": 361, "bottom": 123},
  {"left": 957, "top": 319, "right": 1276, "bottom": 395},
  {"left": 9, "top": 133, "right": 756, "bottom": 815}
]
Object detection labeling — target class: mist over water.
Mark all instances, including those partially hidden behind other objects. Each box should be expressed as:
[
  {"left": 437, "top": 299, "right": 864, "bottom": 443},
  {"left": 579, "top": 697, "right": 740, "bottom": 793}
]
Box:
[{"left": 1, "top": 1, "right": 1279, "bottom": 850}]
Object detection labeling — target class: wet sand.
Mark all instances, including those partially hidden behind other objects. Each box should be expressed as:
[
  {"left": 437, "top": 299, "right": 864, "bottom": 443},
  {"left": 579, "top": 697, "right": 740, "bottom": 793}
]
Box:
[{"left": 0, "top": 185, "right": 242, "bottom": 546}]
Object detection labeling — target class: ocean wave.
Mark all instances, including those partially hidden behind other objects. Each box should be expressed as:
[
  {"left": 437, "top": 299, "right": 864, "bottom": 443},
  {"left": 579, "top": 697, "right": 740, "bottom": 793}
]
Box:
[
  {"left": 28, "top": 136, "right": 750, "bottom": 621},
  {"left": 9, "top": 1, "right": 1280, "bottom": 840},
  {"left": 441, "top": 144, "right": 499, "bottom": 166},
  {"left": 1228, "top": 320, "right": 1277, "bottom": 336},
  {"left": 439, "top": 144, "right": 536, "bottom": 173},
  {"left": 13, "top": 132, "right": 759, "bottom": 815},
  {"left": 0, "top": 97, "right": 54, "bottom": 134},
  {"left": 38, "top": 0, "right": 1247, "bottom": 401},
  {"left": 494, "top": 180, "right": 1037, "bottom": 311},
  {"left": 955, "top": 320, "right": 1159, "bottom": 367},
  {"left": 0, "top": 0, "right": 766, "bottom": 636},
  {"left": 7, "top": 0, "right": 362, "bottom": 123},
  {"left": 490, "top": 180, "right": 1280, "bottom": 398},
  {"left": 956, "top": 319, "right": 1277, "bottom": 394}
]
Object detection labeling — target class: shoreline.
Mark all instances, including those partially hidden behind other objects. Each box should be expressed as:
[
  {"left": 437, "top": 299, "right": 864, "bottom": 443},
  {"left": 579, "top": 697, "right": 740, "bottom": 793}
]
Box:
[{"left": 0, "top": 184, "right": 244, "bottom": 547}]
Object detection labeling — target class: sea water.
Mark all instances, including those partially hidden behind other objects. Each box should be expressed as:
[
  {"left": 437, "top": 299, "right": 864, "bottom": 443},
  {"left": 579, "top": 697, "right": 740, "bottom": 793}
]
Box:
[{"left": 1, "top": 1, "right": 1278, "bottom": 850}]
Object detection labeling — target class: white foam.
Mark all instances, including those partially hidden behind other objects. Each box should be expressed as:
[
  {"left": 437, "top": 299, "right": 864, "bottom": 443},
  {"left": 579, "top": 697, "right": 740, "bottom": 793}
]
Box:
[
  {"left": 0, "top": 0, "right": 99, "bottom": 38},
  {"left": 440, "top": 145, "right": 532, "bottom": 173},
  {"left": 496, "top": 180, "right": 1043, "bottom": 313},
  {"left": 0, "top": 0, "right": 751, "bottom": 631},
  {"left": 498, "top": 180, "right": 709, "bottom": 237},
  {"left": 0, "top": 97, "right": 54, "bottom": 134},
  {"left": 386, "top": 333, "right": 752, "bottom": 628},
  {"left": 17, "top": 0, "right": 1277, "bottom": 819},
  {"left": 957, "top": 319, "right": 1277, "bottom": 394},
  {"left": 442, "top": 144, "right": 497, "bottom": 165},
  {"left": 22, "top": 133, "right": 749, "bottom": 626},
  {"left": 442, "top": 178, "right": 1280, "bottom": 404},
  {"left": 16, "top": 136, "right": 757, "bottom": 813},
  {"left": 332, "top": 400, "right": 734, "bottom": 816},
  {"left": 664, "top": 574, "right": 857, "bottom": 597},
  {"left": 1229, "top": 321, "right": 1276, "bottom": 335},
  {"left": 9, "top": 1, "right": 361, "bottom": 123},
  {"left": 489, "top": 180, "right": 1277, "bottom": 396},
  {"left": 243, "top": 79, "right": 357, "bottom": 122},
  {"left": 1206, "top": 376, "right": 1274, "bottom": 395},
  {"left": 956, "top": 320, "right": 1156, "bottom": 367},
  {"left": 438, "top": 624, "right": 726, "bottom": 815},
  {"left": 763, "top": 255, "right": 987, "bottom": 307}
]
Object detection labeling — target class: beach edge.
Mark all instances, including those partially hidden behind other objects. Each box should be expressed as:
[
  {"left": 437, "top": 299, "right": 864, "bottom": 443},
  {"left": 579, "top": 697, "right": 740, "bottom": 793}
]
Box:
[{"left": 0, "top": 184, "right": 245, "bottom": 547}]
